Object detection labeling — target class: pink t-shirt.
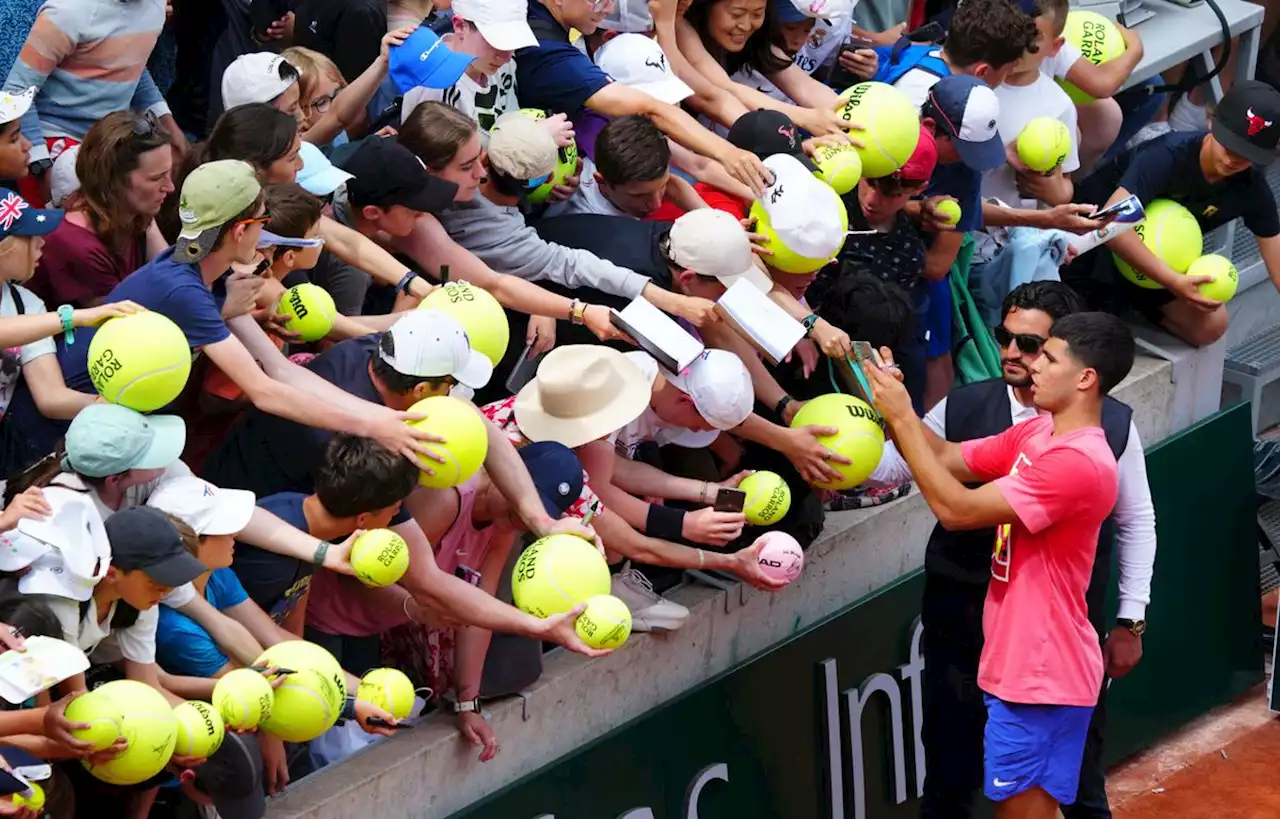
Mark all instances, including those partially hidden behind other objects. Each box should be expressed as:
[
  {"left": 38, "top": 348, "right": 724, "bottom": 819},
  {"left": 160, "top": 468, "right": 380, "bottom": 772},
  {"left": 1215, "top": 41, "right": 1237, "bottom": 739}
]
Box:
[{"left": 961, "top": 415, "right": 1118, "bottom": 707}]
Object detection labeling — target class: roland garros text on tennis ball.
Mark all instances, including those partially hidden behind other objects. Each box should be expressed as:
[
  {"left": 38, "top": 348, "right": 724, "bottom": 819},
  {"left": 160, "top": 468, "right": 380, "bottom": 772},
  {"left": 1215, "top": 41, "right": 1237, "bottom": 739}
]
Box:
[
  {"left": 1058, "top": 11, "right": 1126, "bottom": 104},
  {"left": 515, "top": 108, "right": 578, "bottom": 204},
  {"left": 357, "top": 668, "right": 415, "bottom": 720},
  {"left": 812, "top": 142, "right": 863, "bottom": 195},
  {"left": 756, "top": 531, "right": 804, "bottom": 584},
  {"left": 575, "top": 595, "right": 632, "bottom": 649},
  {"left": 276, "top": 283, "right": 337, "bottom": 342},
  {"left": 749, "top": 198, "right": 850, "bottom": 275},
  {"left": 12, "top": 783, "right": 43, "bottom": 812},
  {"left": 349, "top": 528, "right": 410, "bottom": 587},
  {"left": 173, "top": 701, "right": 225, "bottom": 758},
  {"left": 738, "top": 471, "right": 791, "bottom": 526},
  {"left": 261, "top": 667, "right": 345, "bottom": 743},
  {"left": 790, "top": 393, "right": 886, "bottom": 490},
  {"left": 212, "top": 668, "right": 274, "bottom": 731},
  {"left": 1114, "top": 199, "right": 1203, "bottom": 289},
  {"left": 82, "top": 679, "right": 178, "bottom": 785},
  {"left": 1016, "top": 117, "right": 1073, "bottom": 174},
  {"left": 834, "top": 82, "right": 921, "bottom": 178},
  {"left": 405, "top": 395, "right": 489, "bottom": 488},
  {"left": 1186, "top": 253, "right": 1239, "bottom": 302},
  {"left": 935, "top": 199, "right": 962, "bottom": 225},
  {"left": 420, "top": 281, "right": 510, "bottom": 367},
  {"left": 64, "top": 688, "right": 124, "bottom": 751},
  {"left": 88, "top": 311, "right": 192, "bottom": 412},
  {"left": 512, "top": 533, "right": 611, "bottom": 618}
]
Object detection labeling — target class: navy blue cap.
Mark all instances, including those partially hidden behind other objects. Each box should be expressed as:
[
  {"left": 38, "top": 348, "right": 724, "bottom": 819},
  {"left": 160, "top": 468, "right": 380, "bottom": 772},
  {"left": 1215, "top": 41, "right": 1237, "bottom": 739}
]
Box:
[
  {"left": 0, "top": 189, "right": 62, "bottom": 239},
  {"left": 773, "top": 0, "right": 812, "bottom": 24},
  {"left": 104, "top": 507, "right": 207, "bottom": 588},
  {"left": 388, "top": 27, "right": 477, "bottom": 94},
  {"left": 519, "top": 441, "right": 584, "bottom": 519},
  {"left": 921, "top": 75, "right": 1005, "bottom": 172}
]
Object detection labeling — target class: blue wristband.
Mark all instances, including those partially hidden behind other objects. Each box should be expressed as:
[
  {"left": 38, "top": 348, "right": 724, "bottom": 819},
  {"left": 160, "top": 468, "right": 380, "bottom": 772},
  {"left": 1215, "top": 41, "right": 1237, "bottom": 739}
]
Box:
[{"left": 57, "top": 305, "right": 75, "bottom": 345}]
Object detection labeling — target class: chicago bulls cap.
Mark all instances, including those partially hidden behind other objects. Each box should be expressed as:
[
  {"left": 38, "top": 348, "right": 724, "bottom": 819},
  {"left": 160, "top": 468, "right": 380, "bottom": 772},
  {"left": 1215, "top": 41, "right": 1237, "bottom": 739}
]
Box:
[
  {"left": 727, "top": 109, "right": 819, "bottom": 172},
  {"left": 1212, "top": 81, "right": 1280, "bottom": 167}
]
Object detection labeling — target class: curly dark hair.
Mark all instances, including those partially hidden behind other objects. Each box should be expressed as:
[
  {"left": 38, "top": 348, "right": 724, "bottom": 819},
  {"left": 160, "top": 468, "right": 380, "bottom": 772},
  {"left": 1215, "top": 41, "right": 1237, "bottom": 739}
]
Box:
[
  {"left": 946, "top": 0, "right": 1040, "bottom": 70},
  {"left": 1001, "top": 281, "right": 1087, "bottom": 322}
]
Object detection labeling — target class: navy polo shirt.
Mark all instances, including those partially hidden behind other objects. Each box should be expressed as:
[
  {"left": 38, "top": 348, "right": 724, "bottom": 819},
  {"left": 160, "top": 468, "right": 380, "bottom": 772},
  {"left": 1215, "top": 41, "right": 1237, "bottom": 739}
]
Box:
[{"left": 514, "top": 3, "right": 613, "bottom": 114}]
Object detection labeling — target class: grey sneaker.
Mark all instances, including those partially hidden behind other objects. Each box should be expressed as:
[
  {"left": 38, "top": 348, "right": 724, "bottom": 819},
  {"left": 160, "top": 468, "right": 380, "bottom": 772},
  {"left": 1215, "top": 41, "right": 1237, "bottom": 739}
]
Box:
[{"left": 611, "top": 564, "right": 690, "bottom": 632}]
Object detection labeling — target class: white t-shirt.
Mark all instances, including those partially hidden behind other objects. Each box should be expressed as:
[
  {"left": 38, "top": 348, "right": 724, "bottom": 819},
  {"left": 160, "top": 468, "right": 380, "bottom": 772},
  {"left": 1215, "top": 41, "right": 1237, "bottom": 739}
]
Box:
[
  {"left": 792, "top": 12, "right": 855, "bottom": 76},
  {"left": 543, "top": 157, "right": 630, "bottom": 219},
  {"left": 38, "top": 595, "right": 161, "bottom": 665},
  {"left": 1041, "top": 42, "right": 1082, "bottom": 82},
  {"left": 402, "top": 52, "right": 519, "bottom": 135},
  {"left": 0, "top": 283, "right": 55, "bottom": 419},
  {"left": 975, "top": 74, "right": 1080, "bottom": 261},
  {"left": 610, "top": 352, "right": 719, "bottom": 457}
]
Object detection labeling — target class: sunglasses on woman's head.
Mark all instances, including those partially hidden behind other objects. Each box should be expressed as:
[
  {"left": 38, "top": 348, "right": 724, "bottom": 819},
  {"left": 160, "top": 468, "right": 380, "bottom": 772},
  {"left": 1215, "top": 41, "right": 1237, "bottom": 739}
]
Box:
[
  {"left": 992, "top": 324, "right": 1046, "bottom": 355},
  {"left": 131, "top": 111, "right": 161, "bottom": 139}
]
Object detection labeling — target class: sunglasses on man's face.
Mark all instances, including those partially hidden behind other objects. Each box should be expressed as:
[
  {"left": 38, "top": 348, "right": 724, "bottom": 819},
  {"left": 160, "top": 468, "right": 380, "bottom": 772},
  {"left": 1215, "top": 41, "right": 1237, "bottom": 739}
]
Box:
[
  {"left": 992, "top": 324, "right": 1046, "bottom": 355},
  {"left": 235, "top": 211, "right": 271, "bottom": 229}
]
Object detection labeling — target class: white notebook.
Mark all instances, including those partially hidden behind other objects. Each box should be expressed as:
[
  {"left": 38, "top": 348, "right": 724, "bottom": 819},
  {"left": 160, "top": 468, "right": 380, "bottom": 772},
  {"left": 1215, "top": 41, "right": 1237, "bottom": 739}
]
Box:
[
  {"left": 611, "top": 297, "right": 705, "bottom": 374},
  {"left": 715, "top": 280, "right": 806, "bottom": 364}
]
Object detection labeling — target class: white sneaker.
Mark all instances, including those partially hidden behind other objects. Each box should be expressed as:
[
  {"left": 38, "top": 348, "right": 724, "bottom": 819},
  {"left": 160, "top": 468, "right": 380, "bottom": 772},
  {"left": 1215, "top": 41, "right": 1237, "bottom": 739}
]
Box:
[{"left": 611, "top": 564, "right": 690, "bottom": 632}]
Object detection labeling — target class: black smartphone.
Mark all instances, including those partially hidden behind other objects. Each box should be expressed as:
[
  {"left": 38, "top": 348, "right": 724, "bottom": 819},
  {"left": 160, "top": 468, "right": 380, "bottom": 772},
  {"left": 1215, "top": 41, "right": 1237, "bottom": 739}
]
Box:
[
  {"left": 504, "top": 343, "right": 545, "bottom": 395},
  {"left": 904, "top": 21, "right": 946, "bottom": 43},
  {"left": 367, "top": 717, "right": 413, "bottom": 730},
  {"left": 249, "top": 0, "right": 292, "bottom": 41},
  {"left": 713, "top": 487, "right": 746, "bottom": 513}
]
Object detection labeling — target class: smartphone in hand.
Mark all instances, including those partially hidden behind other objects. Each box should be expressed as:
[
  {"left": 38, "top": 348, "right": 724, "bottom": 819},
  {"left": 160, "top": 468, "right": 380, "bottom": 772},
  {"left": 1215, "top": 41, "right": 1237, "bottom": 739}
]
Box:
[{"left": 713, "top": 487, "right": 746, "bottom": 513}]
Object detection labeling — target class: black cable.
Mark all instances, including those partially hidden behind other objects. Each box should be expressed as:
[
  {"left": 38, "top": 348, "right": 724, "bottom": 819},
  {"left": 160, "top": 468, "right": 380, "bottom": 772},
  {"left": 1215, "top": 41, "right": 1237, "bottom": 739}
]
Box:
[{"left": 1123, "top": 0, "right": 1233, "bottom": 95}]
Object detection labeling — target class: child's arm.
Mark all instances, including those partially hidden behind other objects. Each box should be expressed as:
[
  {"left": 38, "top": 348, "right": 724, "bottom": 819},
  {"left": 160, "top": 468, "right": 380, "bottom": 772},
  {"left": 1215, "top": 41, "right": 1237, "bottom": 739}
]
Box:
[
  {"left": 303, "top": 28, "right": 414, "bottom": 144},
  {"left": 174, "top": 594, "right": 264, "bottom": 670},
  {"left": 1061, "top": 26, "right": 1145, "bottom": 100},
  {"left": 0, "top": 301, "right": 145, "bottom": 350},
  {"left": 452, "top": 532, "right": 516, "bottom": 762}
]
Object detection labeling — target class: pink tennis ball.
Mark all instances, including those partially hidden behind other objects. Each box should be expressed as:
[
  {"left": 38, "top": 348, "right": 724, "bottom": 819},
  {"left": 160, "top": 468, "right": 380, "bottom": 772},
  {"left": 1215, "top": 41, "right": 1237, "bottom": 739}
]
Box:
[{"left": 756, "top": 531, "right": 804, "bottom": 584}]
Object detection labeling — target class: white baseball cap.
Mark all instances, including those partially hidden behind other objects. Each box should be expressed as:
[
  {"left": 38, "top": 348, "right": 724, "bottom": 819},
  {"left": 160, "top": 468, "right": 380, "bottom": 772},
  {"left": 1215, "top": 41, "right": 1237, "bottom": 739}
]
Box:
[
  {"left": 665, "top": 349, "right": 755, "bottom": 431},
  {"left": 593, "top": 34, "right": 693, "bottom": 106},
  {"left": 0, "top": 87, "right": 35, "bottom": 126},
  {"left": 667, "top": 209, "right": 773, "bottom": 293},
  {"left": 758, "top": 153, "right": 847, "bottom": 260},
  {"left": 222, "top": 52, "right": 299, "bottom": 111},
  {"left": 15, "top": 487, "right": 111, "bottom": 602},
  {"left": 49, "top": 145, "right": 81, "bottom": 207},
  {"left": 379, "top": 310, "right": 494, "bottom": 389},
  {"left": 147, "top": 476, "right": 257, "bottom": 537},
  {"left": 453, "top": 0, "right": 539, "bottom": 51}
]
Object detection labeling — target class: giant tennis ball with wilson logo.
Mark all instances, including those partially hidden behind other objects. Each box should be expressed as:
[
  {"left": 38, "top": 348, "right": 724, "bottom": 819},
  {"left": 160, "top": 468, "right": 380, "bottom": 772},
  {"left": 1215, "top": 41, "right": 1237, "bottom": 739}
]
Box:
[
  {"left": 834, "top": 82, "right": 920, "bottom": 178},
  {"left": 789, "top": 394, "right": 885, "bottom": 490}
]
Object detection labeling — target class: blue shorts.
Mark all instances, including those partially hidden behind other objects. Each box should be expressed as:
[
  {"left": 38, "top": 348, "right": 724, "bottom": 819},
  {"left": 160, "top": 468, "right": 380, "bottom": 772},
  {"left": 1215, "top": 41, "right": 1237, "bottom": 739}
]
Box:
[
  {"left": 983, "top": 694, "right": 1094, "bottom": 805},
  {"left": 925, "top": 277, "right": 952, "bottom": 358}
]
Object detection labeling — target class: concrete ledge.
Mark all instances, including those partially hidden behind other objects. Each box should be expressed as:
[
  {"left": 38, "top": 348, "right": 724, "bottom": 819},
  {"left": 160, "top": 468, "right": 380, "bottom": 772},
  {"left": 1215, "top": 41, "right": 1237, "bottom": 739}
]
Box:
[{"left": 267, "top": 356, "right": 1176, "bottom": 819}]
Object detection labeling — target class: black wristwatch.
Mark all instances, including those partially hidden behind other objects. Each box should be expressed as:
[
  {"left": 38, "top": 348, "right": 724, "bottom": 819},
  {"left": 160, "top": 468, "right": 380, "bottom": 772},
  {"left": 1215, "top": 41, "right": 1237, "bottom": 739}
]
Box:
[
  {"left": 28, "top": 158, "right": 53, "bottom": 177},
  {"left": 397, "top": 271, "right": 420, "bottom": 295},
  {"left": 1116, "top": 618, "right": 1147, "bottom": 637}
]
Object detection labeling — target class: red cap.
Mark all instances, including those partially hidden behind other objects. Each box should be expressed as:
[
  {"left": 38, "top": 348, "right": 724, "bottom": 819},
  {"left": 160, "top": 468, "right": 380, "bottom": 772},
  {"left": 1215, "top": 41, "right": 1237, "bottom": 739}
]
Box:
[{"left": 892, "top": 126, "right": 938, "bottom": 183}]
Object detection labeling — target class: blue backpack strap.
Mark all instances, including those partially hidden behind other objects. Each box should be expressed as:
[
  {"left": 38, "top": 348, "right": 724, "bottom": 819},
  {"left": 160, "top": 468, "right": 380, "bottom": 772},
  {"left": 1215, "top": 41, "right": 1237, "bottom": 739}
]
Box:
[{"left": 872, "top": 41, "right": 951, "bottom": 87}]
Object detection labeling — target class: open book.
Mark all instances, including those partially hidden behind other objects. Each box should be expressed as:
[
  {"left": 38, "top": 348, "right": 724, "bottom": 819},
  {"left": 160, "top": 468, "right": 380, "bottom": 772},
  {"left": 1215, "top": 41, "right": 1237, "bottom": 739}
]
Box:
[
  {"left": 610, "top": 297, "right": 705, "bottom": 374},
  {"left": 714, "top": 280, "right": 806, "bottom": 365}
]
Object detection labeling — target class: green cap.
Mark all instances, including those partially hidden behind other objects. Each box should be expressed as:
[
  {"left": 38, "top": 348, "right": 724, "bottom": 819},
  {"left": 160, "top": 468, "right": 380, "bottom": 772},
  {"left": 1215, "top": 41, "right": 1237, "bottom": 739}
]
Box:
[{"left": 175, "top": 160, "right": 262, "bottom": 263}]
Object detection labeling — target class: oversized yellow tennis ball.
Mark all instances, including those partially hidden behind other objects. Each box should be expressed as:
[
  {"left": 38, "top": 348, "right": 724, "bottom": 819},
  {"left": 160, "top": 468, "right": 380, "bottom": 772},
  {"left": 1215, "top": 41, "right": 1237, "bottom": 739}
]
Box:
[
  {"left": 935, "top": 199, "right": 962, "bottom": 225},
  {"left": 516, "top": 108, "right": 578, "bottom": 204},
  {"left": 738, "top": 471, "right": 792, "bottom": 525},
  {"left": 405, "top": 395, "right": 489, "bottom": 488},
  {"left": 12, "top": 783, "right": 43, "bottom": 811},
  {"left": 1114, "top": 199, "right": 1203, "bottom": 289},
  {"left": 1058, "top": 11, "right": 1126, "bottom": 104},
  {"left": 173, "top": 701, "right": 225, "bottom": 758},
  {"left": 357, "top": 668, "right": 415, "bottom": 720},
  {"left": 1186, "top": 254, "right": 1238, "bottom": 302},
  {"left": 81, "top": 680, "right": 178, "bottom": 785},
  {"left": 63, "top": 688, "right": 124, "bottom": 751},
  {"left": 1016, "top": 117, "right": 1073, "bottom": 173},
  {"left": 420, "top": 281, "right": 510, "bottom": 367},
  {"left": 276, "top": 283, "right": 337, "bottom": 342},
  {"left": 575, "top": 594, "right": 632, "bottom": 649},
  {"left": 212, "top": 668, "right": 274, "bottom": 731},
  {"left": 87, "top": 311, "right": 192, "bottom": 412},
  {"left": 256, "top": 640, "right": 345, "bottom": 690},
  {"left": 749, "top": 199, "right": 850, "bottom": 275},
  {"left": 834, "top": 82, "right": 921, "bottom": 178},
  {"left": 512, "top": 533, "right": 611, "bottom": 618},
  {"left": 261, "top": 668, "right": 344, "bottom": 742},
  {"left": 812, "top": 142, "right": 863, "bottom": 195},
  {"left": 349, "top": 528, "right": 410, "bottom": 587},
  {"left": 790, "top": 394, "right": 886, "bottom": 490}
]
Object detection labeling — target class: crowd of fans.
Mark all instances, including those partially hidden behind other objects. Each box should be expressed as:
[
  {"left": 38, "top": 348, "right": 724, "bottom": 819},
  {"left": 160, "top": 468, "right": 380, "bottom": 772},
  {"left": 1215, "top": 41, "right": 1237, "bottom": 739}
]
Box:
[{"left": 0, "top": 0, "right": 1274, "bottom": 817}]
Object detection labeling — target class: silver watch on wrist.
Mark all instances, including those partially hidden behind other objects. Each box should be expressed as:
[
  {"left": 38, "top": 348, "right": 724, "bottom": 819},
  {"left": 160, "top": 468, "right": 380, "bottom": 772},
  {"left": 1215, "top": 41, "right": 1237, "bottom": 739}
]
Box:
[{"left": 453, "top": 697, "right": 482, "bottom": 714}]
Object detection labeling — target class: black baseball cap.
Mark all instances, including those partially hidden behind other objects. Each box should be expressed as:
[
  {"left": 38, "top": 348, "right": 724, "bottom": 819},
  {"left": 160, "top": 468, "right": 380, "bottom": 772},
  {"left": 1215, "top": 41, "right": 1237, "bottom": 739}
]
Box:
[
  {"left": 339, "top": 137, "right": 460, "bottom": 212},
  {"left": 727, "top": 110, "right": 818, "bottom": 172},
  {"left": 104, "top": 507, "right": 206, "bottom": 587},
  {"left": 1211, "top": 80, "right": 1280, "bottom": 167}
]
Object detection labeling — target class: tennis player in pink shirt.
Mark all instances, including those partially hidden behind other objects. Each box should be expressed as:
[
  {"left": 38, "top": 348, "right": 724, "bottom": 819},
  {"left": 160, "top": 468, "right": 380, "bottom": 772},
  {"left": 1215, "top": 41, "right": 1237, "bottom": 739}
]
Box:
[{"left": 864, "top": 312, "right": 1136, "bottom": 819}]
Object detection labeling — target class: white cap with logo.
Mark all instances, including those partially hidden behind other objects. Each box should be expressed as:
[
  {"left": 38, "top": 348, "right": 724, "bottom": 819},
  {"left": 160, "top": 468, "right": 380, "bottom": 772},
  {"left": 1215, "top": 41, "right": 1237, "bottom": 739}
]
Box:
[
  {"left": 222, "top": 53, "right": 298, "bottom": 111},
  {"left": 452, "top": 0, "right": 539, "bottom": 51},
  {"left": 758, "top": 153, "right": 847, "bottom": 260},
  {"left": 380, "top": 310, "right": 494, "bottom": 389},
  {"left": 667, "top": 209, "right": 773, "bottom": 293},
  {"left": 593, "top": 34, "right": 693, "bottom": 106},
  {"left": 665, "top": 349, "right": 755, "bottom": 431},
  {"left": 148, "top": 476, "right": 257, "bottom": 537}
]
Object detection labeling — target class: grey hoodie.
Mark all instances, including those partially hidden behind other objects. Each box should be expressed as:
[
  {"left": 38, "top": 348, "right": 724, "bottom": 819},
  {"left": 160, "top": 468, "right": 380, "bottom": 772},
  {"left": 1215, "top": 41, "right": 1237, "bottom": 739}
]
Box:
[{"left": 435, "top": 192, "right": 650, "bottom": 299}]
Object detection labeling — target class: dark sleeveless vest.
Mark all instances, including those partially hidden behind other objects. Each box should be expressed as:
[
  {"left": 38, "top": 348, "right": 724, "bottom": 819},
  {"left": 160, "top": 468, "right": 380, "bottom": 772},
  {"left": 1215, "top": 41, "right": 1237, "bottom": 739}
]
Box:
[{"left": 924, "top": 379, "right": 1134, "bottom": 632}]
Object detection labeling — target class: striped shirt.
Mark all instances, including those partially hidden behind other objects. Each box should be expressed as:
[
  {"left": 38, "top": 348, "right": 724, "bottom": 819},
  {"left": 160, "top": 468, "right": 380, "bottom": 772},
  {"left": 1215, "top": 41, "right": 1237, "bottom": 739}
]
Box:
[{"left": 2, "top": 0, "right": 170, "bottom": 162}]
